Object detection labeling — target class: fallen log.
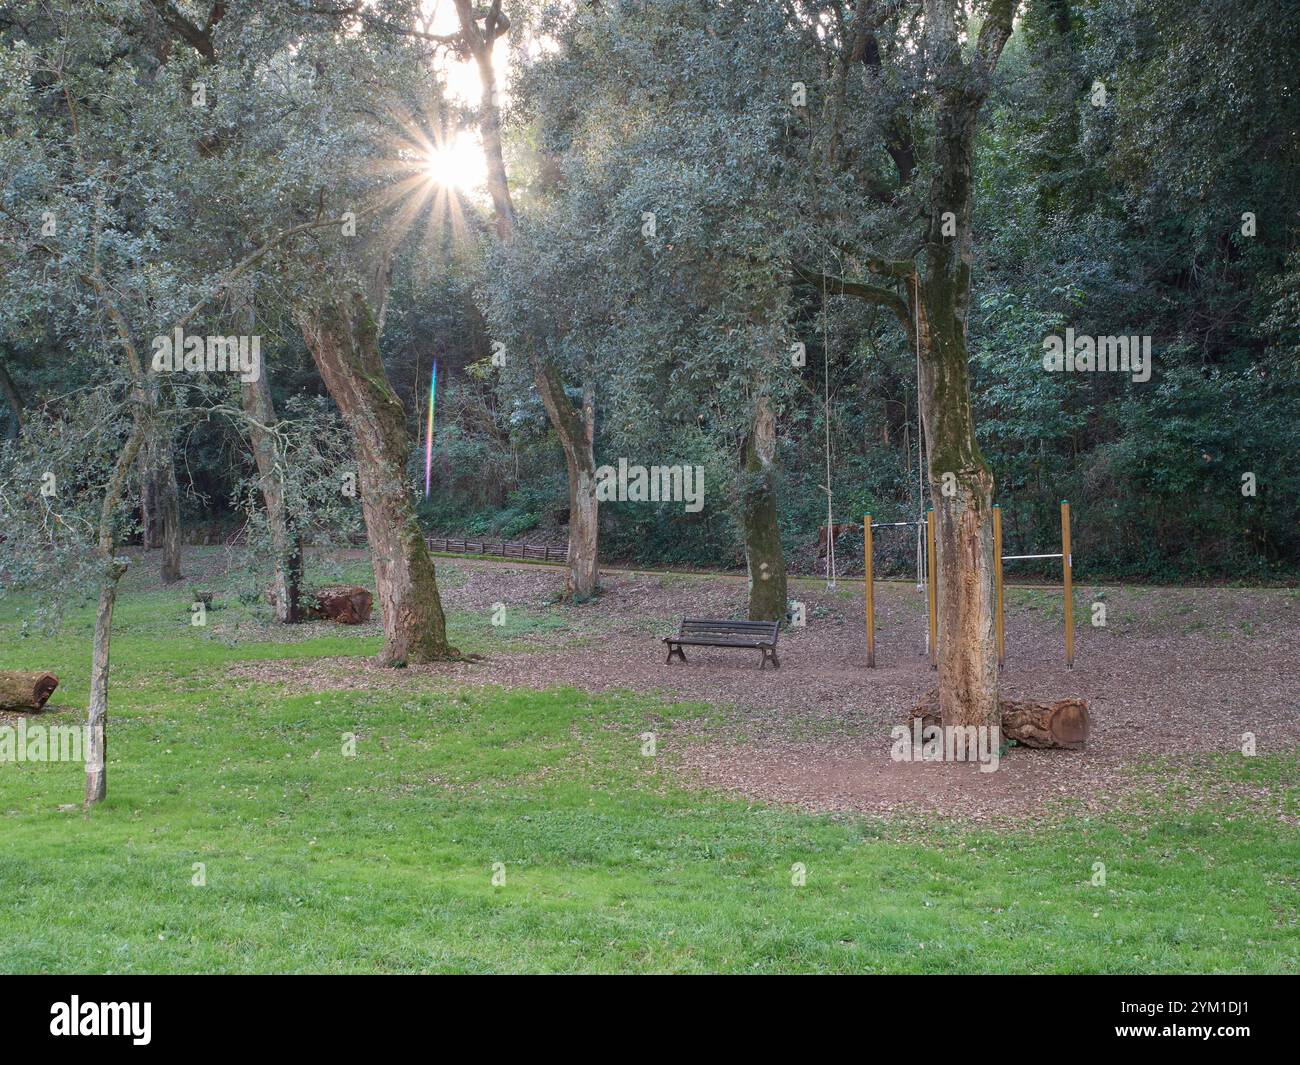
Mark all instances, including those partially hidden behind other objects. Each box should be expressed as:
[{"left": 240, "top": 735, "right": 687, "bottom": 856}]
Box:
[
  {"left": 913, "top": 689, "right": 1090, "bottom": 750},
  {"left": 0, "top": 671, "right": 59, "bottom": 712},
  {"left": 304, "top": 585, "right": 373, "bottom": 625}
]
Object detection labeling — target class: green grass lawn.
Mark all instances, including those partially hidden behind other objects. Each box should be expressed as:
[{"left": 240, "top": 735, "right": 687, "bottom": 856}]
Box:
[{"left": 1, "top": 573, "right": 1297, "bottom": 973}]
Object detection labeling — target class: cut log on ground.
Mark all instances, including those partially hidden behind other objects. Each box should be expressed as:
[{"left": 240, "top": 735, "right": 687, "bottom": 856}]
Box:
[
  {"left": 913, "top": 689, "right": 1090, "bottom": 750},
  {"left": 305, "top": 586, "right": 373, "bottom": 625},
  {"left": 0, "top": 671, "right": 59, "bottom": 711}
]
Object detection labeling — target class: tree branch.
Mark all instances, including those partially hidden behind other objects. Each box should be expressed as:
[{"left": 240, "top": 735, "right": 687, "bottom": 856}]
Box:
[
  {"left": 146, "top": 0, "right": 219, "bottom": 61},
  {"left": 792, "top": 263, "right": 914, "bottom": 341}
]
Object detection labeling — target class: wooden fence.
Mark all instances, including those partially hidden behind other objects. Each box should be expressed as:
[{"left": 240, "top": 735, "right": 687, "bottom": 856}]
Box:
[{"left": 425, "top": 536, "right": 568, "bottom": 563}]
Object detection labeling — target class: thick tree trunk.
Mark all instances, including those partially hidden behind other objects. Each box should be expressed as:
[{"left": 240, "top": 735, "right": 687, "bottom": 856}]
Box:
[
  {"left": 536, "top": 365, "right": 599, "bottom": 600},
  {"left": 300, "top": 293, "right": 455, "bottom": 665},
  {"left": 741, "top": 396, "right": 787, "bottom": 621},
  {"left": 916, "top": 275, "right": 998, "bottom": 730},
  {"left": 905, "top": 0, "right": 1018, "bottom": 730},
  {"left": 0, "top": 671, "right": 59, "bottom": 711},
  {"left": 239, "top": 297, "right": 303, "bottom": 623},
  {"left": 565, "top": 458, "right": 599, "bottom": 601}
]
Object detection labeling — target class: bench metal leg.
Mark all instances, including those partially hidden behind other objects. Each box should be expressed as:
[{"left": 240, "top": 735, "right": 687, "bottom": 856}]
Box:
[
  {"left": 666, "top": 644, "right": 686, "bottom": 664},
  {"left": 760, "top": 646, "right": 779, "bottom": 670}
]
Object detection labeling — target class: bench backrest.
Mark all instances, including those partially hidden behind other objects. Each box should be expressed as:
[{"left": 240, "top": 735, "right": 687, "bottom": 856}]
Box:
[{"left": 678, "top": 618, "right": 780, "bottom": 642}]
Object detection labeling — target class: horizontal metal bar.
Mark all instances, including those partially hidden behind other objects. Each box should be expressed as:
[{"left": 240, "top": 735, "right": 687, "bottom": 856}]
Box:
[
  {"left": 870, "top": 521, "right": 925, "bottom": 528},
  {"left": 1002, "top": 553, "right": 1064, "bottom": 561}
]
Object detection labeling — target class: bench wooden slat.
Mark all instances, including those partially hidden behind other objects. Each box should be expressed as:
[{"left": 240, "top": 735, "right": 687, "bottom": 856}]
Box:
[
  {"left": 664, "top": 616, "right": 781, "bottom": 669},
  {"left": 673, "top": 637, "right": 777, "bottom": 648}
]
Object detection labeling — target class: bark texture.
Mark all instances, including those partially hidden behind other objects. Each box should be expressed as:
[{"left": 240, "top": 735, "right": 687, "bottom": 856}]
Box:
[
  {"left": 536, "top": 364, "right": 599, "bottom": 600},
  {"left": 301, "top": 292, "right": 455, "bottom": 665},
  {"left": 741, "top": 396, "right": 788, "bottom": 621},
  {"left": 910, "top": 0, "right": 1019, "bottom": 729},
  {"left": 138, "top": 380, "right": 183, "bottom": 582},
  {"left": 916, "top": 275, "right": 998, "bottom": 729},
  {"left": 304, "top": 585, "right": 373, "bottom": 625},
  {"left": 0, "top": 357, "right": 22, "bottom": 441},
  {"left": 86, "top": 429, "right": 143, "bottom": 807},
  {"left": 0, "top": 671, "right": 59, "bottom": 711},
  {"left": 914, "top": 689, "right": 1090, "bottom": 750}
]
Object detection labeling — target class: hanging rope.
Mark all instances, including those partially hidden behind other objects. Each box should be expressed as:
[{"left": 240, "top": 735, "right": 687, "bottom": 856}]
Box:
[
  {"left": 822, "top": 268, "right": 836, "bottom": 590},
  {"left": 915, "top": 285, "right": 924, "bottom": 591}
]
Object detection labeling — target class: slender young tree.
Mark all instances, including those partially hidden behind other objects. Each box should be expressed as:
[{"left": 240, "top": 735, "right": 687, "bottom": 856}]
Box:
[{"left": 452, "top": 0, "right": 603, "bottom": 601}]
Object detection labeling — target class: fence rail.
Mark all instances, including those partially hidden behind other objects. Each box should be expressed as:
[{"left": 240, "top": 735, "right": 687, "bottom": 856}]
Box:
[{"left": 425, "top": 536, "right": 568, "bottom": 563}]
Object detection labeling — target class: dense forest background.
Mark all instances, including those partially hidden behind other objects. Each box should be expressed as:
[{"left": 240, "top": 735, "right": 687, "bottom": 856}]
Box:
[{"left": 2, "top": 0, "right": 1297, "bottom": 587}]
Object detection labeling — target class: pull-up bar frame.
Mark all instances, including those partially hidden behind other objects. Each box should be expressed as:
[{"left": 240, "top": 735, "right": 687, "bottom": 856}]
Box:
[
  {"left": 994, "top": 500, "right": 1074, "bottom": 669},
  {"left": 863, "top": 502, "right": 1075, "bottom": 670}
]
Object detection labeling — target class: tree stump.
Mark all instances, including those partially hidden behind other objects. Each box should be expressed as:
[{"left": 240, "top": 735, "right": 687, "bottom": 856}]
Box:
[
  {"left": 913, "top": 689, "right": 1090, "bottom": 750},
  {"left": 0, "top": 671, "right": 59, "bottom": 712},
  {"left": 305, "top": 586, "right": 373, "bottom": 625}
]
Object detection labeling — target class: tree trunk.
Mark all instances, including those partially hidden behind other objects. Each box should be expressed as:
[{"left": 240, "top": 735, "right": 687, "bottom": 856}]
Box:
[
  {"left": 907, "top": 0, "right": 1018, "bottom": 730},
  {"left": 85, "top": 562, "right": 125, "bottom": 806},
  {"left": 741, "top": 395, "right": 787, "bottom": 621},
  {"left": 140, "top": 442, "right": 162, "bottom": 549},
  {"left": 916, "top": 274, "right": 998, "bottom": 730},
  {"left": 0, "top": 357, "right": 22, "bottom": 442},
  {"left": 138, "top": 396, "right": 183, "bottom": 582},
  {"left": 0, "top": 671, "right": 59, "bottom": 711},
  {"left": 535, "top": 364, "right": 599, "bottom": 600},
  {"left": 239, "top": 295, "right": 303, "bottom": 622},
  {"left": 300, "top": 292, "right": 455, "bottom": 665},
  {"left": 452, "top": 0, "right": 600, "bottom": 599},
  {"left": 157, "top": 442, "right": 182, "bottom": 582},
  {"left": 85, "top": 419, "right": 145, "bottom": 807}
]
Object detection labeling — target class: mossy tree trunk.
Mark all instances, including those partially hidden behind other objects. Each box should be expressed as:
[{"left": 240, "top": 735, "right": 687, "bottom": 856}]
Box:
[
  {"left": 741, "top": 395, "right": 787, "bottom": 621},
  {"left": 915, "top": 272, "right": 998, "bottom": 729},
  {"left": 536, "top": 364, "right": 599, "bottom": 600},
  {"left": 823, "top": 0, "right": 1017, "bottom": 728},
  {"left": 911, "top": 0, "right": 1017, "bottom": 730},
  {"left": 301, "top": 292, "right": 455, "bottom": 666}
]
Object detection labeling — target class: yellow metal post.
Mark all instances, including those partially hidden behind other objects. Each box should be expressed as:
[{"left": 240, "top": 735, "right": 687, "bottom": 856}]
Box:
[
  {"left": 926, "top": 509, "right": 937, "bottom": 669},
  {"left": 993, "top": 504, "right": 1005, "bottom": 669},
  {"left": 1062, "top": 500, "right": 1074, "bottom": 668},
  {"left": 864, "top": 515, "right": 875, "bottom": 668}
]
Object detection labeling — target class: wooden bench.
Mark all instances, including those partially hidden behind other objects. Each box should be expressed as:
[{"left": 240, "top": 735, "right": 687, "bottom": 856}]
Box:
[{"left": 664, "top": 618, "right": 782, "bottom": 669}]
